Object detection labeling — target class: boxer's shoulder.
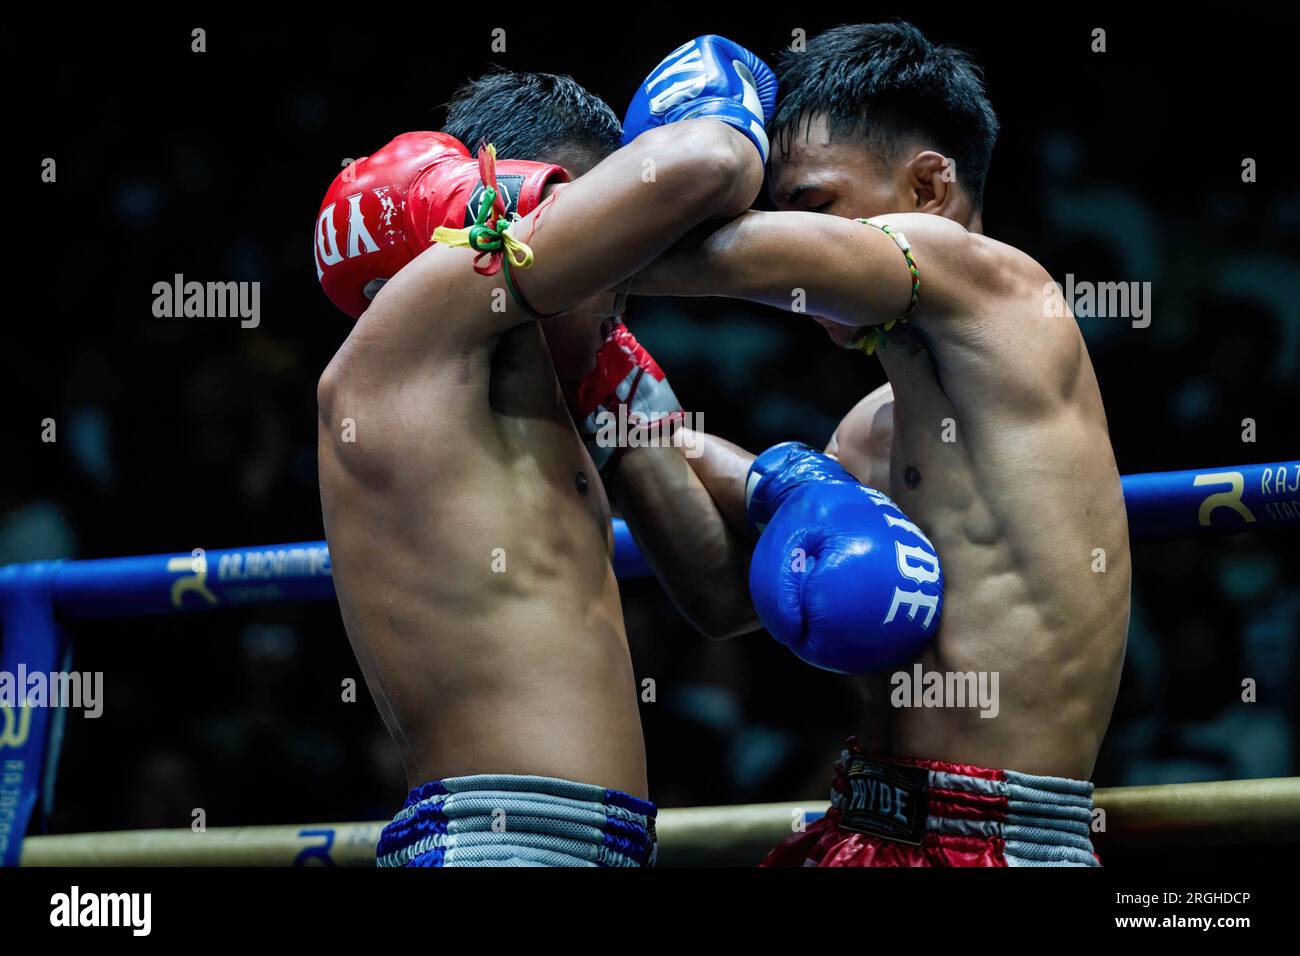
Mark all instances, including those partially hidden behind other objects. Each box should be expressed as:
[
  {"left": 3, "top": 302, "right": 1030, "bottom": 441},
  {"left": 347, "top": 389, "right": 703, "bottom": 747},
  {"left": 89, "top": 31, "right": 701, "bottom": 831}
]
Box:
[
  {"left": 827, "top": 384, "right": 895, "bottom": 491},
  {"left": 352, "top": 242, "right": 518, "bottom": 351},
  {"left": 901, "top": 227, "right": 1082, "bottom": 383},
  {"left": 892, "top": 220, "right": 1050, "bottom": 321}
]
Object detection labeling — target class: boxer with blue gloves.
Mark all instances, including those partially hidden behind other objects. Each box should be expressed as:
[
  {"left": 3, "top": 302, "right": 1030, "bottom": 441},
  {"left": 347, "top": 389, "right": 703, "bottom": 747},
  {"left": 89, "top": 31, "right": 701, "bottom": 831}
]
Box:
[{"left": 618, "top": 23, "right": 1124, "bottom": 867}]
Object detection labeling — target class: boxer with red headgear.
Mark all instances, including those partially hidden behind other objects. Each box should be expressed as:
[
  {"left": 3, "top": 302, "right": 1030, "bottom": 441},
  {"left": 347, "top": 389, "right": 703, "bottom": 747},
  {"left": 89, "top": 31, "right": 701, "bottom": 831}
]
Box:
[{"left": 315, "top": 59, "right": 772, "bottom": 866}]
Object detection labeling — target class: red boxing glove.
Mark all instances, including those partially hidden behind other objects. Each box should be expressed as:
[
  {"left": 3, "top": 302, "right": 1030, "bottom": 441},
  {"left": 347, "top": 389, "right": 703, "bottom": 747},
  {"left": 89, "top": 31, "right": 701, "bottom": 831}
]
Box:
[
  {"left": 314, "top": 131, "right": 569, "bottom": 318},
  {"left": 565, "top": 322, "right": 684, "bottom": 471}
]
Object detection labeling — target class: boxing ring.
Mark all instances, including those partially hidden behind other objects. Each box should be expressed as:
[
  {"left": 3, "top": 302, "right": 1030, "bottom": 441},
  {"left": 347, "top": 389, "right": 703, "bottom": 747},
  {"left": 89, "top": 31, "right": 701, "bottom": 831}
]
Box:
[{"left": 2, "top": 460, "right": 1297, "bottom": 866}]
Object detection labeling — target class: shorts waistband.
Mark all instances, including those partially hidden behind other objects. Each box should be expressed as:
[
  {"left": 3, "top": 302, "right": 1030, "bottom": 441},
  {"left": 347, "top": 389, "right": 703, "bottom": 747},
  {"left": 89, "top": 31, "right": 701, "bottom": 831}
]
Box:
[
  {"left": 831, "top": 742, "right": 1099, "bottom": 867},
  {"left": 377, "top": 773, "right": 657, "bottom": 867}
]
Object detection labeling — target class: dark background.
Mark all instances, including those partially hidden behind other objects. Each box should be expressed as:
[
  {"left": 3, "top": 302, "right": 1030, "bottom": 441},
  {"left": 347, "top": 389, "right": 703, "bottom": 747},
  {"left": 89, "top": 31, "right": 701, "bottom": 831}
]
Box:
[{"left": 5, "top": 11, "right": 1298, "bottom": 835}]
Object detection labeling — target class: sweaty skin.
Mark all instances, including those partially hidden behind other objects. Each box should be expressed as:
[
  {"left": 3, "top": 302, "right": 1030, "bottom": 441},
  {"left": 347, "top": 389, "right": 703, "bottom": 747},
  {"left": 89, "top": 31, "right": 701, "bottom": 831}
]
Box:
[
  {"left": 317, "top": 121, "right": 761, "bottom": 798},
  {"left": 630, "top": 117, "right": 1130, "bottom": 781}
]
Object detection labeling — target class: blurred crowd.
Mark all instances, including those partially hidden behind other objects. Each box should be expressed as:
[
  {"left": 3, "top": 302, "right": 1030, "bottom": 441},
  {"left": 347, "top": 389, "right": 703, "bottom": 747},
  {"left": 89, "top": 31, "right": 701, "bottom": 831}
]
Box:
[{"left": 6, "top": 18, "right": 1297, "bottom": 834}]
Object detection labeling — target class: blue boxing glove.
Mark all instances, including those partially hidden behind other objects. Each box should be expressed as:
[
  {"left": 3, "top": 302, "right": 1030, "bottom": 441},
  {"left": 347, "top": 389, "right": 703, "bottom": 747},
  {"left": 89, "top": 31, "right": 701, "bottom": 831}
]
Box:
[
  {"left": 622, "top": 35, "right": 778, "bottom": 162},
  {"left": 746, "top": 442, "right": 944, "bottom": 674}
]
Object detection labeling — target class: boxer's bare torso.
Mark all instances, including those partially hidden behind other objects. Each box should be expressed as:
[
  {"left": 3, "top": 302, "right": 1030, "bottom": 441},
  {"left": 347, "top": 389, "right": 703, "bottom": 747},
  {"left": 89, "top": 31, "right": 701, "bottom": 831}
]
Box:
[
  {"left": 317, "top": 244, "right": 646, "bottom": 797},
  {"left": 828, "top": 234, "right": 1129, "bottom": 779},
  {"left": 634, "top": 207, "right": 1130, "bottom": 780},
  {"left": 315, "top": 121, "right": 764, "bottom": 800}
]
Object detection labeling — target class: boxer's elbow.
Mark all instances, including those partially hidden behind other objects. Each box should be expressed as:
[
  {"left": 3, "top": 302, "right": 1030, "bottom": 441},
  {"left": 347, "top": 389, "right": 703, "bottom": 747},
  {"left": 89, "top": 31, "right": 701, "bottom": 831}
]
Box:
[
  {"left": 692, "top": 123, "right": 764, "bottom": 215},
  {"left": 677, "top": 578, "right": 761, "bottom": 640},
  {"left": 642, "top": 121, "right": 761, "bottom": 217},
  {"left": 694, "top": 604, "right": 762, "bottom": 641}
]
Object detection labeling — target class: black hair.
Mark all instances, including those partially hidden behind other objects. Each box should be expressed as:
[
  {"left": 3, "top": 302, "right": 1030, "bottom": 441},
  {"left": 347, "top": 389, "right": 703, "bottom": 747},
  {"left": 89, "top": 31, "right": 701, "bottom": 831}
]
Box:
[
  {"left": 441, "top": 68, "right": 623, "bottom": 162},
  {"left": 772, "top": 21, "right": 999, "bottom": 206}
]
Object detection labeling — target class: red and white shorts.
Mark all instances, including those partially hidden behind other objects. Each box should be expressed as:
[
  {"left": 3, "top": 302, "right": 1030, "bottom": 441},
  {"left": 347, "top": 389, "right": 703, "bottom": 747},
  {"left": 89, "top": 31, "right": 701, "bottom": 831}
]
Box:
[{"left": 762, "top": 741, "right": 1100, "bottom": 867}]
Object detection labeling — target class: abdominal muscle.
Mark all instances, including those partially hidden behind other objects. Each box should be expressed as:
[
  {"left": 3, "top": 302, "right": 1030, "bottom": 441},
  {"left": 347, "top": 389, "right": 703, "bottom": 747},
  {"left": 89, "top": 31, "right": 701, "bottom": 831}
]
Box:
[{"left": 833, "top": 345, "right": 1129, "bottom": 780}]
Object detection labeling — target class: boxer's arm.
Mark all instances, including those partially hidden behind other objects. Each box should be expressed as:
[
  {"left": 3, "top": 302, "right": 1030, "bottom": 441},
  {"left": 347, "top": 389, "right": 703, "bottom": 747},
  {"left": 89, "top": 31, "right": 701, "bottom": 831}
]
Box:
[
  {"left": 509, "top": 121, "right": 763, "bottom": 318},
  {"left": 348, "top": 121, "right": 762, "bottom": 360},
  {"left": 633, "top": 210, "right": 1027, "bottom": 330},
  {"left": 678, "top": 429, "right": 754, "bottom": 532},
  {"left": 607, "top": 429, "right": 760, "bottom": 639}
]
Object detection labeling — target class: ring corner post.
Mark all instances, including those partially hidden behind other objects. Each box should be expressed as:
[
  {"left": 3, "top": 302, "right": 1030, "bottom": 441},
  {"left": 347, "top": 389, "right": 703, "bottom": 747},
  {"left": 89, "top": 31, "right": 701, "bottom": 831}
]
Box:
[{"left": 0, "top": 560, "right": 68, "bottom": 867}]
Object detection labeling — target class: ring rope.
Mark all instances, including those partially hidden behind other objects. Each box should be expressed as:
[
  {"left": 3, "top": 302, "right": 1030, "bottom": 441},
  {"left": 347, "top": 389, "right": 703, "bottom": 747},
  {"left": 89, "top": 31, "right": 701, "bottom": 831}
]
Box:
[{"left": 18, "top": 778, "right": 1300, "bottom": 866}]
